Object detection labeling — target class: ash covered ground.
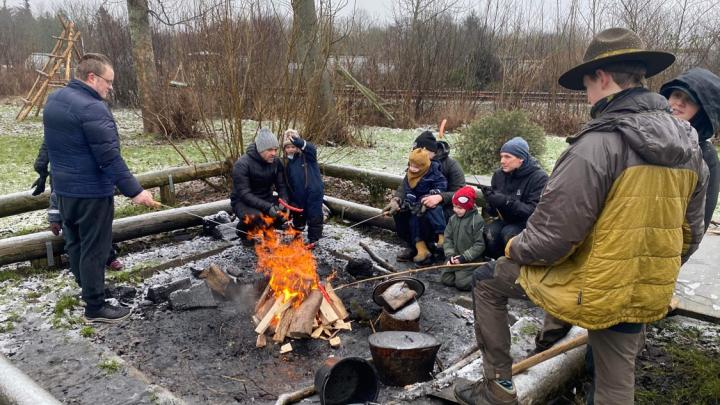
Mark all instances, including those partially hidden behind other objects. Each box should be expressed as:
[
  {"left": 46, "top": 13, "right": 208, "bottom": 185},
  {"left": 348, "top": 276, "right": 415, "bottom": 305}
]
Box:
[
  {"left": 0, "top": 220, "right": 551, "bottom": 404},
  {"left": 2, "top": 217, "right": 718, "bottom": 404}
]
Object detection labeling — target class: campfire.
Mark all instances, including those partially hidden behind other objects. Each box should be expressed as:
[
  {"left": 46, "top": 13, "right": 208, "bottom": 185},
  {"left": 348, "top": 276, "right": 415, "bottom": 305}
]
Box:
[{"left": 250, "top": 220, "right": 349, "bottom": 352}]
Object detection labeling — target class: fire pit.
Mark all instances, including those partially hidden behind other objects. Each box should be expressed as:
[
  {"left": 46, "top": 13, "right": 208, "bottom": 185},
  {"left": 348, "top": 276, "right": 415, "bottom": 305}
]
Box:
[{"left": 250, "top": 225, "right": 351, "bottom": 352}]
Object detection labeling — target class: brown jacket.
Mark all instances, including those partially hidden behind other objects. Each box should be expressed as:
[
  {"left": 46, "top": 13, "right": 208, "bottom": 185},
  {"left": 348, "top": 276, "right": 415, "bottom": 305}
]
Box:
[{"left": 508, "top": 88, "right": 708, "bottom": 330}]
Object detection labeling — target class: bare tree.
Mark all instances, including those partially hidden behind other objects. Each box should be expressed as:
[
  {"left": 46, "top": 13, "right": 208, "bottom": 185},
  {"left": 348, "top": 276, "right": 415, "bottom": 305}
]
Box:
[{"left": 127, "top": 0, "right": 160, "bottom": 133}]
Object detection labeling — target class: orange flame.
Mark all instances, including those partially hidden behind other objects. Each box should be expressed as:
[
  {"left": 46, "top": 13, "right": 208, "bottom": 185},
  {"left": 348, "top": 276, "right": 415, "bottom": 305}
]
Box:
[{"left": 248, "top": 215, "right": 319, "bottom": 306}]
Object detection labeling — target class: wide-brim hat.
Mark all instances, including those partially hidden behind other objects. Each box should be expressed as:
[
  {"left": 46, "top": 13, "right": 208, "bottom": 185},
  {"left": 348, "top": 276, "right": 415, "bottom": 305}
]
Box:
[{"left": 559, "top": 27, "right": 675, "bottom": 90}]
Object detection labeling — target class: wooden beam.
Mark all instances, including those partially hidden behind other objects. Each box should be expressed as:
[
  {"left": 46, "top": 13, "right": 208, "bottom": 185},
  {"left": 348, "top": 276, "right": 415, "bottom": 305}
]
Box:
[
  {"left": 0, "top": 161, "right": 226, "bottom": 218},
  {"left": 0, "top": 200, "right": 231, "bottom": 266}
]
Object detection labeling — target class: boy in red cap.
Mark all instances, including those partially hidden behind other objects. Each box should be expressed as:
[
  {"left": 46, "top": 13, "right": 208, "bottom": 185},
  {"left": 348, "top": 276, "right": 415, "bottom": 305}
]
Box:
[{"left": 441, "top": 186, "right": 486, "bottom": 291}]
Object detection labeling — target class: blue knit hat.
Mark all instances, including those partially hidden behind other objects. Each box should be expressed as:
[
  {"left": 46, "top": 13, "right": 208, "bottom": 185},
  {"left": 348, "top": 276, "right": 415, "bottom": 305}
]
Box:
[
  {"left": 255, "top": 128, "right": 279, "bottom": 152},
  {"left": 500, "top": 137, "right": 529, "bottom": 162}
]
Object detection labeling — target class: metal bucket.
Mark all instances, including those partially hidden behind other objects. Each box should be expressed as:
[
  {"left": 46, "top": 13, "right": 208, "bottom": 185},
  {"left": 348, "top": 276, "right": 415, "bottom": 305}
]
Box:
[
  {"left": 314, "top": 357, "right": 379, "bottom": 405},
  {"left": 368, "top": 331, "right": 440, "bottom": 386}
]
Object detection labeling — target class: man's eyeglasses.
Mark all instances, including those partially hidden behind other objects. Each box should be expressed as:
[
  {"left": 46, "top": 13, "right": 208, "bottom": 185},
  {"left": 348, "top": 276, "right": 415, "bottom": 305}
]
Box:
[{"left": 92, "top": 72, "right": 113, "bottom": 86}]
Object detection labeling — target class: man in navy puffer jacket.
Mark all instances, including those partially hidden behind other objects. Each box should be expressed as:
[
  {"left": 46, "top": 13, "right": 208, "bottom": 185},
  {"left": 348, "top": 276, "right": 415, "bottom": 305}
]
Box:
[{"left": 44, "top": 53, "right": 158, "bottom": 323}]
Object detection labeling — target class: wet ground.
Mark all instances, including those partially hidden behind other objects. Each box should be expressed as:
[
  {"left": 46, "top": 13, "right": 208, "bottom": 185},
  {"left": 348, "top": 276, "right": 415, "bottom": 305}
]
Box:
[
  {"left": 3, "top": 222, "right": 543, "bottom": 404},
  {"left": 2, "top": 215, "right": 718, "bottom": 404}
]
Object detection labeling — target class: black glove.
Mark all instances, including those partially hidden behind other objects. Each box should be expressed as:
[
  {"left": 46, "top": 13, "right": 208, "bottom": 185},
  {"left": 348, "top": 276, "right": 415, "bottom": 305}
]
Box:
[
  {"left": 268, "top": 204, "right": 282, "bottom": 218},
  {"left": 485, "top": 191, "right": 508, "bottom": 208},
  {"left": 31, "top": 174, "right": 47, "bottom": 196},
  {"left": 478, "top": 185, "right": 492, "bottom": 196}
]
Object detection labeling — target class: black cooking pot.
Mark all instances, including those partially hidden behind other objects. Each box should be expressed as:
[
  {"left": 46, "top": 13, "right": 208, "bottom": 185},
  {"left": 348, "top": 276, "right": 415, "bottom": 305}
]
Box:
[
  {"left": 314, "top": 356, "right": 378, "bottom": 405},
  {"left": 368, "top": 331, "right": 440, "bottom": 386}
]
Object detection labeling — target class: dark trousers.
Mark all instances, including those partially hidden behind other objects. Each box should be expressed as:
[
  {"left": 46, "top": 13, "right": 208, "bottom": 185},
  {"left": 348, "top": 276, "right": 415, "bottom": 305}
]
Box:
[
  {"left": 408, "top": 206, "right": 446, "bottom": 242},
  {"left": 701, "top": 141, "right": 719, "bottom": 231},
  {"left": 58, "top": 196, "right": 114, "bottom": 312},
  {"left": 290, "top": 196, "right": 324, "bottom": 242},
  {"left": 394, "top": 206, "right": 450, "bottom": 247},
  {"left": 233, "top": 201, "right": 284, "bottom": 236},
  {"left": 484, "top": 220, "right": 524, "bottom": 259}
]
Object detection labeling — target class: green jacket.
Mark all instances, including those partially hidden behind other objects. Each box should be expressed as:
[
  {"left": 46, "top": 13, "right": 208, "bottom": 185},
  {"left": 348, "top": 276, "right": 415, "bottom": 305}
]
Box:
[
  {"left": 444, "top": 208, "right": 486, "bottom": 262},
  {"left": 508, "top": 88, "right": 708, "bottom": 330}
]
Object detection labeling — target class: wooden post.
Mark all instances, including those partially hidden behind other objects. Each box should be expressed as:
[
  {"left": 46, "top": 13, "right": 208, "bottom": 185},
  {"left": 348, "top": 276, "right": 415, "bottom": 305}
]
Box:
[{"left": 159, "top": 175, "right": 176, "bottom": 205}]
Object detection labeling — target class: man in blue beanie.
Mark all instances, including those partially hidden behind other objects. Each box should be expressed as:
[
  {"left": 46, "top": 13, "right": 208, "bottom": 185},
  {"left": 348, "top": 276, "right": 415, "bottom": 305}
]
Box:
[{"left": 480, "top": 137, "right": 547, "bottom": 259}]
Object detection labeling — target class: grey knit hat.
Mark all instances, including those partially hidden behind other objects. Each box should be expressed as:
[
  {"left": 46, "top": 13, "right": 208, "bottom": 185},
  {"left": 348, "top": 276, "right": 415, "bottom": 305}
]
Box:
[{"left": 255, "top": 128, "right": 279, "bottom": 152}]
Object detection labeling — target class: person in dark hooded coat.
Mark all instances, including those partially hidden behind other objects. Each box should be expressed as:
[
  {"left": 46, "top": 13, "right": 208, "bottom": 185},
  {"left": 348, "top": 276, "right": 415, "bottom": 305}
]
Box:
[
  {"left": 383, "top": 131, "right": 465, "bottom": 262},
  {"left": 661, "top": 68, "right": 720, "bottom": 230},
  {"left": 282, "top": 129, "right": 324, "bottom": 244},
  {"left": 480, "top": 137, "right": 548, "bottom": 259}
]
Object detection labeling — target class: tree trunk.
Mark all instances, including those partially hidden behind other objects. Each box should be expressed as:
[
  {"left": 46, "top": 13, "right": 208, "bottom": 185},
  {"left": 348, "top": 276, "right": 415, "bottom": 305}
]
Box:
[
  {"left": 127, "top": 0, "right": 159, "bottom": 133},
  {"left": 291, "top": 0, "right": 341, "bottom": 143}
]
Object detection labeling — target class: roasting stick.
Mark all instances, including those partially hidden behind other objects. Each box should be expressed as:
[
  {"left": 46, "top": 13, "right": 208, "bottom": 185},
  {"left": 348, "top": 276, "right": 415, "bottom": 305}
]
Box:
[
  {"left": 334, "top": 262, "right": 486, "bottom": 290},
  {"left": 155, "top": 202, "right": 250, "bottom": 235}
]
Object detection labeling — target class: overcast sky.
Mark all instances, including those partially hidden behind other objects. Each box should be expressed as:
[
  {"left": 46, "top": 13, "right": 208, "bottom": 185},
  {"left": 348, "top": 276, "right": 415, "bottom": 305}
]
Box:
[{"left": 7, "top": 0, "right": 395, "bottom": 22}]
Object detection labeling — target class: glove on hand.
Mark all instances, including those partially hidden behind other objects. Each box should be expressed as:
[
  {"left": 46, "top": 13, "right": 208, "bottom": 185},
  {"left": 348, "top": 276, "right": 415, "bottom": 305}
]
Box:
[
  {"left": 31, "top": 175, "right": 47, "bottom": 196},
  {"left": 268, "top": 204, "right": 282, "bottom": 218},
  {"left": 485, "top": 191, "right": 508, "bottom": 208},
  {"left": 383, "top": 198, "right": 401, "bottom": 216},
  {"left": 50, "top": 222, "right": 62, "bottom": 236},
  {"left": 478, "top": 185, "right": 492, "bottom": 196}
]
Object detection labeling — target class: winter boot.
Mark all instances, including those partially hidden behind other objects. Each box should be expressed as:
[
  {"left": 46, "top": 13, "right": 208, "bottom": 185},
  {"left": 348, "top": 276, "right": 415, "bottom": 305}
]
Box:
[
  {"left": 413, "top": 241, "right": 432, "bottom": 263},
  {"left": 396, "top": 245, "right": 416, "bottom": 262},
  {"left": 454, "top": 378, "right": 518, "bottom": 405}
]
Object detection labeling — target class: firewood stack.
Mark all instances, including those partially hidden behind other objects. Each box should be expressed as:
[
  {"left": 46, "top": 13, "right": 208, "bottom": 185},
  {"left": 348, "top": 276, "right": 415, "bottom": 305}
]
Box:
[{"left": 253, "top": 281, "right": 350, "bottom": 352}]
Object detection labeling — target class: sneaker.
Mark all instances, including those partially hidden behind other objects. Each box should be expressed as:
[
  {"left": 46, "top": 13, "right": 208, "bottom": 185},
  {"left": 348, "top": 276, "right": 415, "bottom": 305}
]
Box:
[
  {"left": 83, "top": 303, "right": 131, "bottom": 324},
  {"left": 454, "top": 378, "right": 518, "bottom": 405},
  {"left": 106, "top": 259, "right": 124, "bottom": 271},
  {"left": 396, "top": 247, "right": 416, "bottom": 262}
]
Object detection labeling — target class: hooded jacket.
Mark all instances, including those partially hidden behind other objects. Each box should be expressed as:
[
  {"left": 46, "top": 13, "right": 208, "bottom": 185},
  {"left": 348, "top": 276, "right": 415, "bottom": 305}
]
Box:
[
  {"left": 402, "top": 161, "right": 447, "bottom": 201},
  {"left": 43, "top": 79, "right": 142, "bottom": 198},
  {"left": 444, "top": 208, "right": 486, "bottom": 262},
  {"left": 508, "top": 88, "right": 708, "bottom": 330},
  {"left": 230, "top": 143, "right": 289, "bottom": 213},
  {"left": 660, "top": 68, "right": 720, "bottom": 142},
  {"left": 395, "top": 141, "right": 465, "bottom": 217},
  {"left": 284, "top": 137, "right": 324, "bottom": 214},
  {"left": 487, "top": 158, "right": 548, "bottom": 225}
]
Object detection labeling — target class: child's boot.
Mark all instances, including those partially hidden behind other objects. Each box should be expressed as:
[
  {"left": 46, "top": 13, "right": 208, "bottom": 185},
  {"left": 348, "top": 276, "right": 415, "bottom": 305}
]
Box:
[{"left": 413, "top": 241, "right": 431, "bottom": 263}]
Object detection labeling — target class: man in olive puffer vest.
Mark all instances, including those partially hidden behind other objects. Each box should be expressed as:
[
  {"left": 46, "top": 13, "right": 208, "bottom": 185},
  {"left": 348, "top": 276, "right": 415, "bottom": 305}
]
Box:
[{"left": 455, "top": 28, "right": 708, "bottom": 405}]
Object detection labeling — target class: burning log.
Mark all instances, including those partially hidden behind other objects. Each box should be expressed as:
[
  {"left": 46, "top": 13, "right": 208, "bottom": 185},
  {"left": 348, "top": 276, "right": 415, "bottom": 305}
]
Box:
[
  {"left": 273, "top": 307, "right": 296, "bottom": 343},
  {"left": 249, "top": 219, "right": 350, "bottom": 350},
  {"left": 255, "top": 298, "right": 293, "bottom": 335},
  {"left": 323, "top": 282, "right": 349, "bottom": 320},
  {"left": 253, "top": 282, "right": 351, "bottom": 350},
  {"left": 288, "top": 290, "right": 323, "bottom": 338},
  {"left": 319, "top": 295, "right": 340, "bottom": 325}
]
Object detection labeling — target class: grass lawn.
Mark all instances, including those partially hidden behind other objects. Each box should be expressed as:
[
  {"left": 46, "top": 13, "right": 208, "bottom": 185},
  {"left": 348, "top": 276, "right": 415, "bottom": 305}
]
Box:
[{"left": 1, "top": 103, "right": 716, "bottom": 219}]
